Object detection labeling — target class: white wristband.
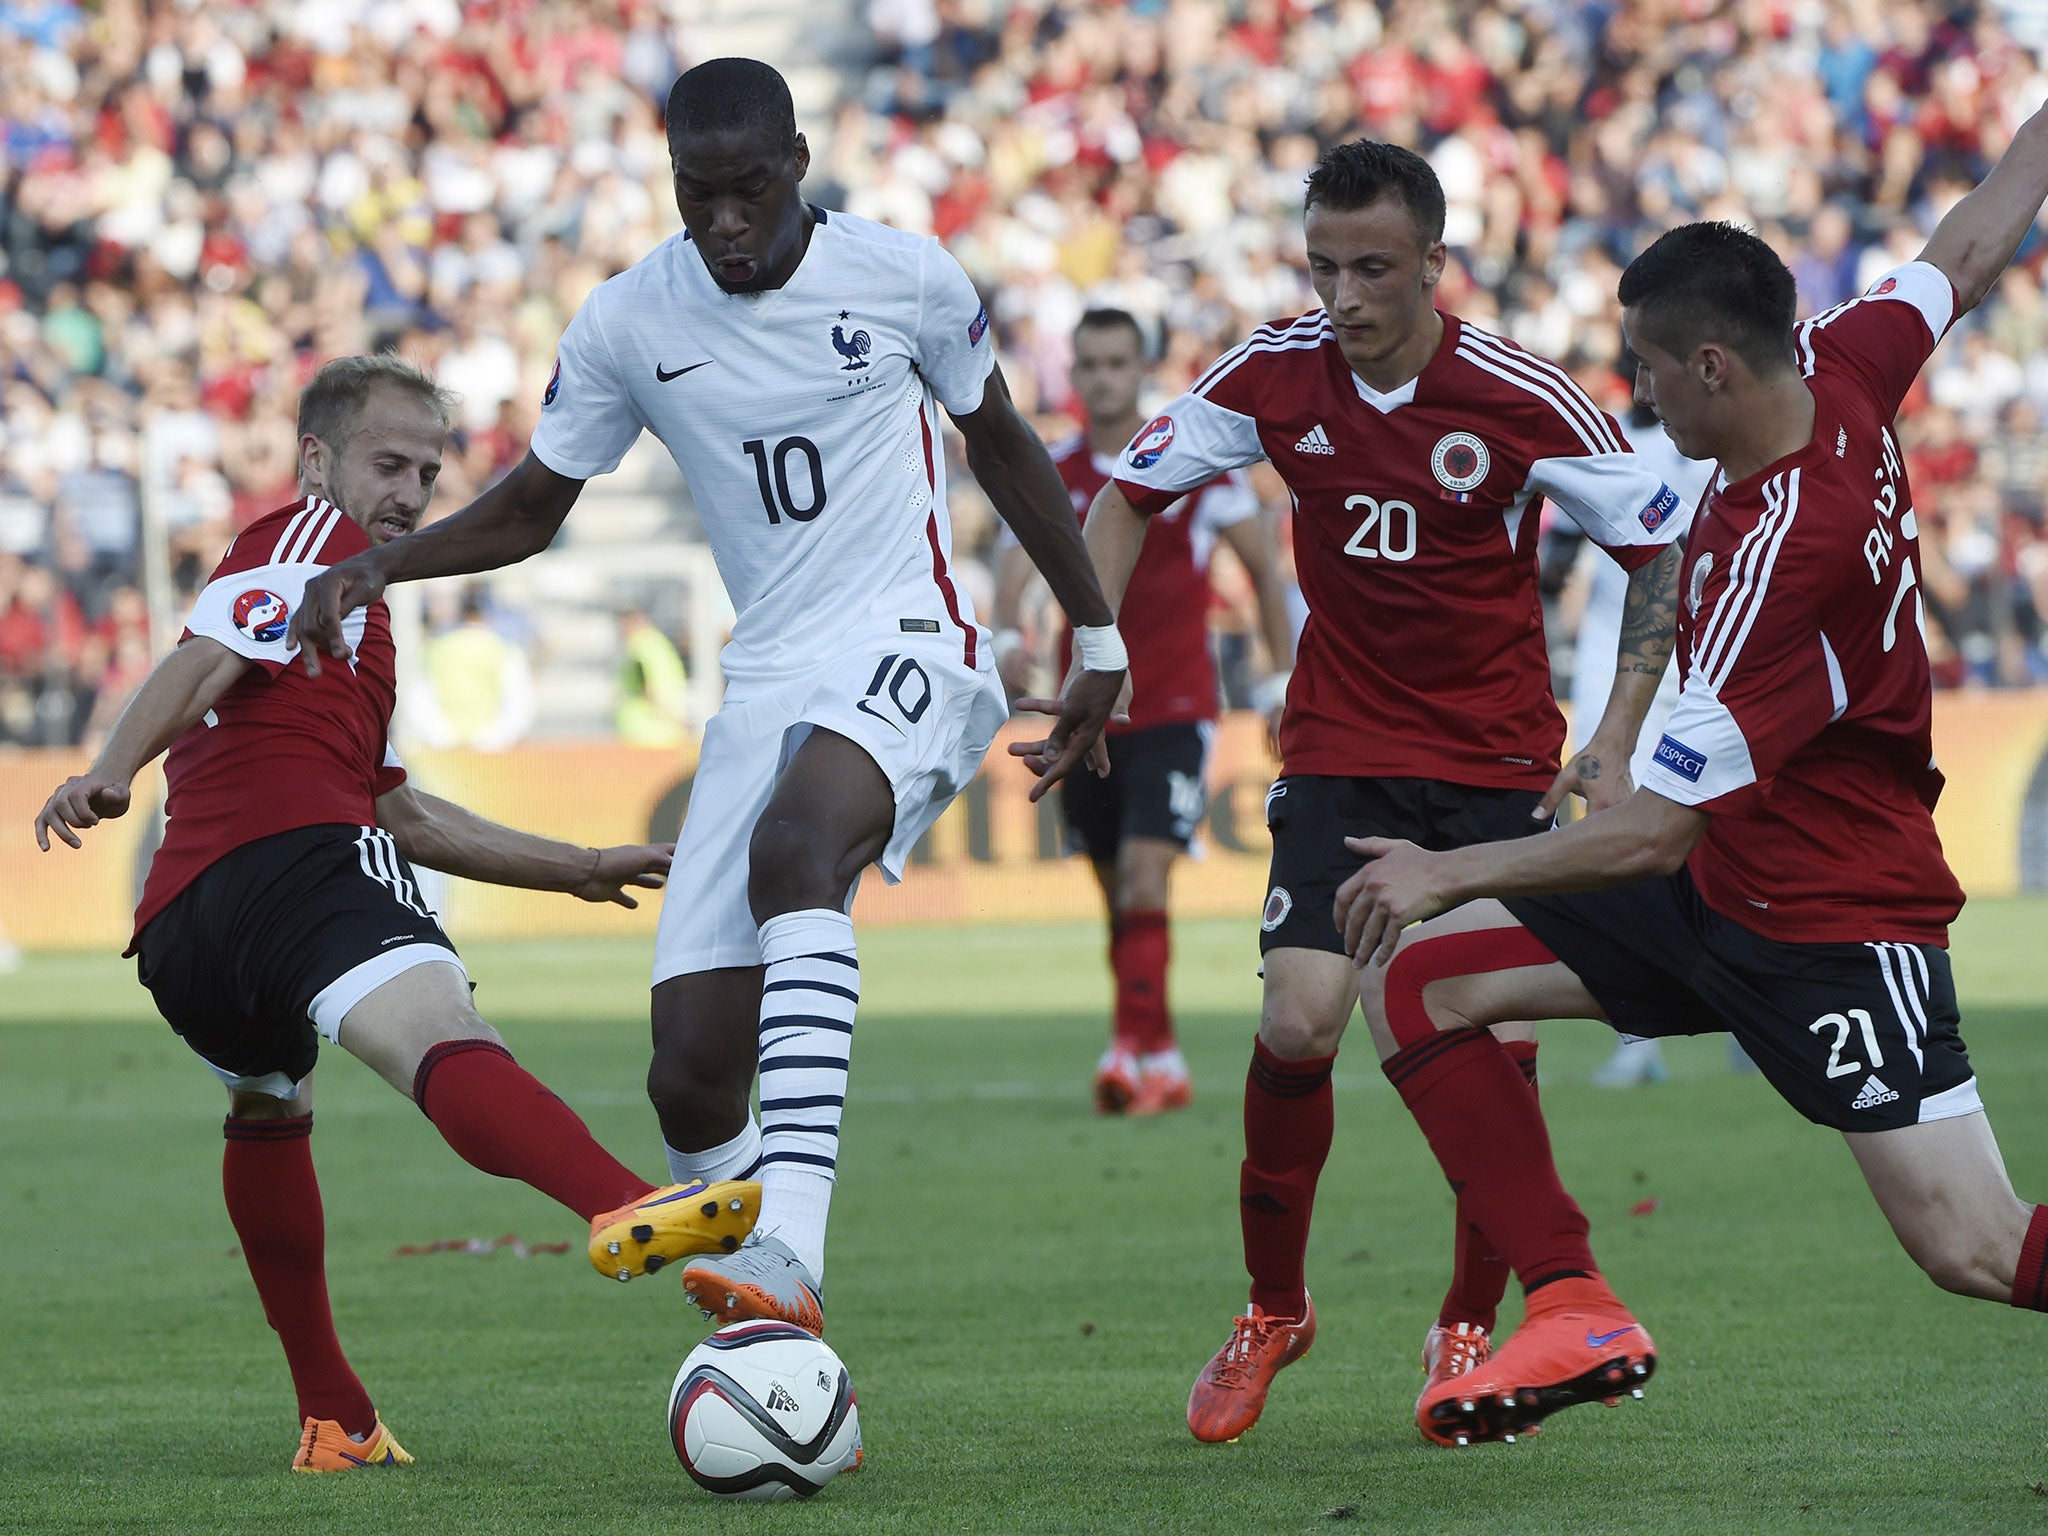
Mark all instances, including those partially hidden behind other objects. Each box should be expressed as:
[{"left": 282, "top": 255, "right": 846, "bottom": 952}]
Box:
[
  {"left": 1073, "top": 623, "right": 1128, "bottom": 673},
  {"left": 1253, "top": 670, "right": 1291, "bottom": 713}
]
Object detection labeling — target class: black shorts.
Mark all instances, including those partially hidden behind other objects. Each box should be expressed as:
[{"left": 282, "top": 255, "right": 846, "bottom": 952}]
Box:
[
  {"left": 1507, "top": 869, "right": 1980, "bottom": 1132},
  {"left": 134, "top": 823, "right": 462, "bottom": 1095},
  {"left": 1261, "top": 775, "right": 1549, "bottom": 955},
  {"left": 1059, "top": 720, "right": 1212, "bottom": 864}
]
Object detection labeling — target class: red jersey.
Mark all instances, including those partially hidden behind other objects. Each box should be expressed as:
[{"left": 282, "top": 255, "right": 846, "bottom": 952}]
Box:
[
  {"left": 1048, "top": 432, "right": 1260, "bottom": 732},
  {"left": 1114, "top": 311, "right": 1686, "bottom": 787},
  {"left": 1639, "top": 263, "right": 1966, "bottom": 946},
  {"left": 130, "top": 498, "right": 406, "bottom": 945}
]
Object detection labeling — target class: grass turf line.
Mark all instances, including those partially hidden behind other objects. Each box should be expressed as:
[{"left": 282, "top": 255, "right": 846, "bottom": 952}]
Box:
[{"left": 1, "top": 904, "right": 2045, "bottom": 1534}]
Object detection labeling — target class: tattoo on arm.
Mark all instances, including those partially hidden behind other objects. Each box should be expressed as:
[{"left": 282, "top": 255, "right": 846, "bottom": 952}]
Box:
[{"left": 1619, "top": 544, "right": 1682, "bottom": 677}]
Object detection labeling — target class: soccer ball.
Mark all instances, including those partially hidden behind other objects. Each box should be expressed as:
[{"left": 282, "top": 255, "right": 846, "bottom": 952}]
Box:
[{"left": 667, "top": 1320, "right": 862, "bottom": 1500}]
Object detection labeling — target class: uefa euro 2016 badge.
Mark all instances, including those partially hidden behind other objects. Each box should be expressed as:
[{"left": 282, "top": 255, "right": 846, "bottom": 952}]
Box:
[
  {"left": 1431, "top": 432, "right": 1489, "bottom": 502},
  {"left": 1128, "top": 414, "right": 1175, "bottom": 470},
  {"left": 1689, "top": 551, "right": 1714, "bottom": 617},
  {"left": 543, "top": 358, "right": 561, "bottom": 407},
  {"left": 233, "top": 589, "right": 291, "bottom": 643}
]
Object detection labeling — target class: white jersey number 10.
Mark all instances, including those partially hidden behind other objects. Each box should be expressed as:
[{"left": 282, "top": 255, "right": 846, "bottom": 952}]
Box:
[{"left": 744, "top": 437, "right": 829, "bottom": 525}]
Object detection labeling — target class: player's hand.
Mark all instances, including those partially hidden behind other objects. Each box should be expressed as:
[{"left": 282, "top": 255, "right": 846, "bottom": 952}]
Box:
[
  {"left": 574, "top": 842, "right": 674, "bottom": 908},
  {"left": 288, "top": 555, "right": 387, "bottom": 678},
  {"left": 34, "top": 772, "right": 132, "bottom": 851},
  {"left": 1537, "top": 739, "right": 1635, "bottom": 821},
  {"left": 1007, "top": 667, "right": 1130, "bottom": 800},
  {"left": 1334, "top": 835, "right": 1451, "bottom": 968},
  {"left": 1262, "top": 704, "right": 1284, "bottom": 761}
]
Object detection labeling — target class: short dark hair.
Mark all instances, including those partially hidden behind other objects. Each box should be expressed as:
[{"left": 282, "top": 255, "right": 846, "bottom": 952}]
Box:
[
  {"left": 1075, "top": 307, "right": 1147, "bottom": 355},
  {"left": 1303, "top": 140, "right": 1446, "bottom": 246},
  {"left": 297, "top": 354, "right": 453, "bottom": 454},
  {"left": 1617, "top": 222, "right": 1798, "bottom": 375},
  {"left": 665, "top": 58, "right": 798, "bottom": 159}
]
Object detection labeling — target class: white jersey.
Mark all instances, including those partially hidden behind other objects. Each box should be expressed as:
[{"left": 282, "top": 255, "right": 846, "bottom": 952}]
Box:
[
  {"left": 1567, "top": 414, "right": 1715, "bottom": 771},
  {"left": 530, "top": 207, "right": 997, "bottom": 693}
]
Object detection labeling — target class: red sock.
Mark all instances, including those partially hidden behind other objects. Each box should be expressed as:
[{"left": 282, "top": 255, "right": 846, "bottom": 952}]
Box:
[
  {"left": 413, "top": 1040, "right": 654, "bottom": 1221},
  {"left": 2014, "top": 1204, "right": 2048, "bottom": 1311},
  {"left": 1241, "top": 1036, "right": 1335, "bottom": 1319},
  {"left": 1438, "top": 1039, "right": 1538, "bottom": 1332},
  {"left": 1110, "top": 909, "right": 1172, "bottom": 1053},
  {"left": 1383, "top": 1029, "right": 1597, "bottom": 1292},
  {"left": 222, "top": 1115, "right": 376, "bottom": 1436}
]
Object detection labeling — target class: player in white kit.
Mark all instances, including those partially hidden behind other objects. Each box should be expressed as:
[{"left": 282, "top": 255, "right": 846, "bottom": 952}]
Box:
[{"left": 291, "top": 59, "right": 1127, "bottom": 1333}]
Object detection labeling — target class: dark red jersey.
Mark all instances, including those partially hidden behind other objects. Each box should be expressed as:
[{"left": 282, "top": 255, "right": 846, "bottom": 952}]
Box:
[
  {"left": 130, "top": 497, "right": 406, "bottom": 945},
  {"left": 1639, "top": 263, "right": 1966, "bottom": 945},
  {"left": 1114, "top": 311, "right": 1687, "bottom": 787},
  {"left": 1049, "top": 432, "right": 1259, "bottom": 732}
]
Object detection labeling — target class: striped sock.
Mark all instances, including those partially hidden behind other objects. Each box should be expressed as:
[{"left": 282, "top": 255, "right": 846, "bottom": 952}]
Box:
[
  {"left": 665, "top": 1118, "right": 763, "bottom": 1186},
  {"left": 756, "top": 908, "right": 859, "bottom": 1283}
]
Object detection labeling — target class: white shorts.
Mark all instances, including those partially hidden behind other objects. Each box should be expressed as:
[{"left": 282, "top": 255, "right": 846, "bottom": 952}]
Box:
[{"left": 652, "top": 633, "right": 1008, "bottom": 982}]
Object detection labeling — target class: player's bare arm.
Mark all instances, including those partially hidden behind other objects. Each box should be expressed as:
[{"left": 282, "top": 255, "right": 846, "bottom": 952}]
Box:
[
  {"left": 1917, "top": 100, "right": 2048, "bottom": 315},
  {"left": 1543, "top": 542, "right": 1682, "bottom": 817},
  {"left": 1335, "top": 788, "right": 1710, "bottom": 966},
  {"left": 959, "top": 363, "right": 1127, "bottom": 797},
  {"left": 1217, "top": 511, "right": 1297, "bottom": 751},
  {"left": 33, "top": 637, "right": 253, "bottom": 850},
  {"left": 374, "top": 783, "right": 673, "bottom": 909},
  {"left": 1007, "top": 477, "right": 1148, "bottom": 747},
  {"left": 290, "top": 454, "right": 586, "bottom": 674}
]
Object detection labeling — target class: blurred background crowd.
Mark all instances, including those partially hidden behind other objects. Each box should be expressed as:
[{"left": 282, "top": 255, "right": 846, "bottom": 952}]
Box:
[{"left": 3, "top": 0, "right": 2047, "bottom": 751}]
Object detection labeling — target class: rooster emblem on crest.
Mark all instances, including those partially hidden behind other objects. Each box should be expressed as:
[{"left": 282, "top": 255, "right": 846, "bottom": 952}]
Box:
[{"left": 831, "top": 323, "right": 872, "bottom": 371}]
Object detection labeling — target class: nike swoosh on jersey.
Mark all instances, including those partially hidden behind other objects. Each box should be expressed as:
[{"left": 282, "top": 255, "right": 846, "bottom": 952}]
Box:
[
  {"left": 655, "top": 360, "right": 713, "bottom": 382},
  {"left": 1585, "top": 1325, "right": 1639, "bottom": 1348}
]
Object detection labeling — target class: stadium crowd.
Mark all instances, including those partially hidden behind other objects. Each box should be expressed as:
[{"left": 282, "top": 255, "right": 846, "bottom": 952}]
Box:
[{"left": 3, "top": 0, "right": 2048, "bottom": 748}]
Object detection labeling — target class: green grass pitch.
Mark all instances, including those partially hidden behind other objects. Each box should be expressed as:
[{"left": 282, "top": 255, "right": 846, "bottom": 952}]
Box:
[{"left": 3, "top": 905, "right": 2047, "bottom": 1534}]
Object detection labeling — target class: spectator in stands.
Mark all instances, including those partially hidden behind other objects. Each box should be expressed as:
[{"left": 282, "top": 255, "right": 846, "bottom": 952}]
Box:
[
  {"left": 2, "top": 0, "right": 2047, "bottom": 752},
  {"left": 407, "top": 586, "right": 536, "bottom": 753},
  {"left": 614, "top": 605, "right": 691, "bottom": 749}
]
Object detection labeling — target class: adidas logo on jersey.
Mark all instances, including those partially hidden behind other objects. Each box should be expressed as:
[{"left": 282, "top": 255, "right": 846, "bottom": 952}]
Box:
[
  {"left": 1293, "top": 424, "right": 1335, "bottom": 455},
  {"left": 1851, "top": 1074, "right": 1899, "bottom": 1110}
]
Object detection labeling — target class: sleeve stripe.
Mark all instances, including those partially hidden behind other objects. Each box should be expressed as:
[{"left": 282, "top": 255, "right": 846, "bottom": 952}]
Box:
[
  {"left": 1456, "top": 329, "right": 1624, "bottom": 454},
  {"left": 280, "top": 503, "right": 341, "bottom": 566},
  {"left": 1795, "top": 300, "right": 1857, "bottom": 378},
  {"left": 1189, "top": 314, "right": 1329, "bottom": 398},
  {"left": 269, "top": 501, "right": 317, "bottom": 564},
  {"left": 1696, "top": 468, "right": 1801, "bottom": 689},
  {"left": 1453, "top": 343, "right": 1603, "bottom": 456}
]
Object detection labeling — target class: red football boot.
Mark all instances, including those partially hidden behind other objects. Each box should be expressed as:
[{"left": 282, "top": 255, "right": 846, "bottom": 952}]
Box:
[{"left": 1416, "top": 1278, "right": 1654, "bottom": 1447}]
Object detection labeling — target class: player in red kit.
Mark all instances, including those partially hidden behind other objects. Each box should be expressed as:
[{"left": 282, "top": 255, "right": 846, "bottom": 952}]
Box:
[
  {"left": 33, "top": 357, "right": 755, "bottom": 1472},
  {"left": 1044, "top": 141, "right": 1688, "bottom": 1444},
  {"left": 1337, "top": 108, "right": 2048, "bottom": 1447},
  {"left": 995, "top": 309, "right": 1295, "bottom": 1115}
]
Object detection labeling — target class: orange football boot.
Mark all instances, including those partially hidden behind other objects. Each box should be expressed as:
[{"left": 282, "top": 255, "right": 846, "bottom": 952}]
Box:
[
  {"left": 1129, "top": 1053, "right": 1193, "bottom": 1116},
  {"left": 1416, "top": 1278, "right": 1654, "bottom": 1447},
  {"left": 1187, "top": 1298, "right": 1317, "bottom": 1443},
  {"left": 1418, "top": 1320, "right": 1492, "bottom": 1420},
  {"left": 1094, "top": 1047, "right": 1142, "bottom": 1115},
  {"left": 291, "top": 1415, "right": 413, "bottom": 1473}
]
